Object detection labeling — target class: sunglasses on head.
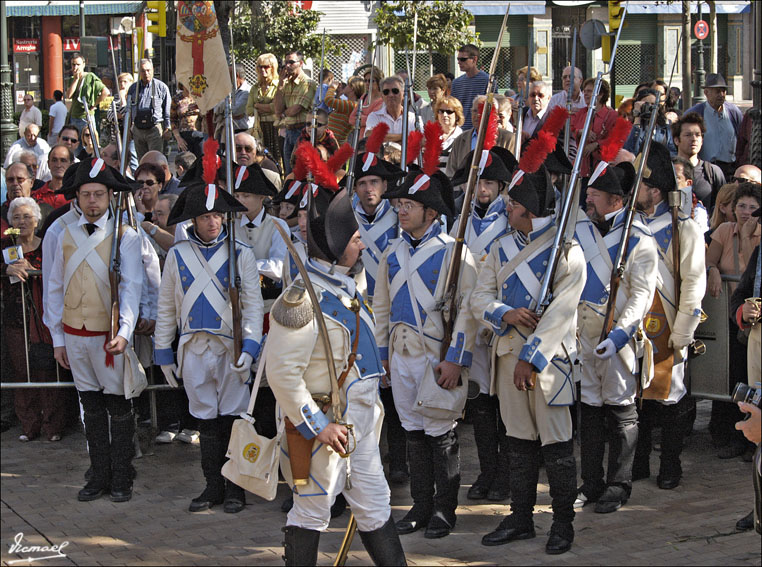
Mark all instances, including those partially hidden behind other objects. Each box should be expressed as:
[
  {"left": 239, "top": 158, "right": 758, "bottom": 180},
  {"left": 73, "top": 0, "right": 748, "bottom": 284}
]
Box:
[
  {"left": 437, "top": 108, "right": 455, "bottom": 115},
  {"left": 382, "top": 88, "right": 400, "bottom": 96}
]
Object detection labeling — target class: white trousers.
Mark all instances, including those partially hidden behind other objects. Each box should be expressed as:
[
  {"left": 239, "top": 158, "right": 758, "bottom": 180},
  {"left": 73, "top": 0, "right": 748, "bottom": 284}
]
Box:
[
  {"left": 288, "top": 379, "right": 390, "bottom": 532},
  {"left": 470, "top": 341, "right": 491, "bottom": 395},
  {"left": 578, "top": 332, "right": 638, "bottom": 407},
  {"left": 64, "top": 333, "right": 125, "bottom": 395},
  {"left": 390, "top": 351, "right": 455, "bottom": 437},
  {"left": 180, "top": 334, "right": 248, "bottom": 420}
]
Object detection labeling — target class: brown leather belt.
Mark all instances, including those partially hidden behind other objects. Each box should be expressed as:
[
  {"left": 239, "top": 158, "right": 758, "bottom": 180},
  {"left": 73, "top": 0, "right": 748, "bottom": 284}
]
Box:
[{"left": 285, "top": 122, "right": 307, "bottom": 131}]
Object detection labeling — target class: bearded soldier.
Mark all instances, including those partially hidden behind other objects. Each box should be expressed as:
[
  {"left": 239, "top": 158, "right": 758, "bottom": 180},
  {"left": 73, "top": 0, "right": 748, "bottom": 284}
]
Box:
[
  {"left": 471, "top": 163, "right": 585, "bottom": 554},
  {"left": 574, "top": 161, "right": 658, "bottom": 513},
  {"left": 266, "top": 185, "right": 406, "bottom": 566},
  {"left": 450, "top": 146, "right": 516, "bottom": 502},
  {"left": 632, "top": 142, "right": 706, "bottom": 489},
  {"left": 154, "top": 175, "right": 264, "bottom": 514},
  {"left": 374, "top": 160, "right": 478, "bottom": 539},
  {"left": 46, "top": 158, "right": 143, "bottom": 502}
]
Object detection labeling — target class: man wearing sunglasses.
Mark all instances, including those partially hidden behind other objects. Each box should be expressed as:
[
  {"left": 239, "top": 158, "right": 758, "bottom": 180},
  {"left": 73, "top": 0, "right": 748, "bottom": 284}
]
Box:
[
  {"left": 451, "top": 44, "right": 491, "bottom": 130},
  {"left": 274, "top": 50, "right": 317, "bottom": 175},
  {"left": 365, "top": 76, "right": 415, "bottom": 144}
]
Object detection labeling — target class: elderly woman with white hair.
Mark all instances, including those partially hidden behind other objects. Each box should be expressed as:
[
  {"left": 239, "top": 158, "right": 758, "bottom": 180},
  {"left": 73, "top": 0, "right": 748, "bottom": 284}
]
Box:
[{"left": 1, "top": 196, "right": 66, "bottom": 442}]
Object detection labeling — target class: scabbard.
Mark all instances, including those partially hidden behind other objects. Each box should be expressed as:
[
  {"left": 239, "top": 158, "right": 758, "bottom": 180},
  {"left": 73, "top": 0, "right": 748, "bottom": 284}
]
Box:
[{"left": 642, "top": 293, "right": 673, "bottom": 400}]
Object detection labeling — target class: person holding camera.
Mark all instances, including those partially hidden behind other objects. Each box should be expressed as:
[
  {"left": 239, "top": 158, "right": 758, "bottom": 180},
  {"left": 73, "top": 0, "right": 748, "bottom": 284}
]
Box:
[
  {"left": 623, "top": 89, "right": 676, "bottom": 157},
  {"left": 127, "top": 59, "right": 172, "bottom": 162}
]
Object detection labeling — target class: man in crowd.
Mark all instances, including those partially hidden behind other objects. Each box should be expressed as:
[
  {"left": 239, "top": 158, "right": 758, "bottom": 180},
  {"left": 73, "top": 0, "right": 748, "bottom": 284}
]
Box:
[
  {"left": 46, "top": 160, "right": 143, "bottom": 503},
  {"left": 235, "top": 132, "right": 282, "bottom": 190},
  {"left": 64, "top": 52, "right": 110, "bottom": 134},
  {"left": 471, "top": 163, "right": 586, "bottom": 555},
  {"left": 671, "top": 112, "right": 725, "bottom": 208},
  {"left": 522, "top": 82, "right": 551, "bottom": 142},
  {"left": 274, "top": 50, "right": 317, "bottom": 175},
  {"left": 684, "top": 73, "right": 743, "bottom": 178},
  {"left": 365, "top": 76, "right": 416, "bottom": 144},
  {"left": 58, "top": 124, "right": 82, "bottom": 156},
  {"left": 175, "top": 151, "right": 197, "bottom": 180},
  {"left": 18, "top": 92, "right": 43, "bottom": 137},
  {"left": 632, "top": 142, "right": 706, "bottom": 490},
  {"left": 4, "top": 124, "right": 50, "bottom": 171},
  {"left": 451, "top": 44, "right": 490, "bottom": 130},
  {"left": 574, "top": 161, "right": 658, "bottom": 514},
  {"left": 32, "top": 145, "right": 73, "bottom": 209},
  {"left": 155, "top": 176, "right": 264, "bottom": 514},
  {"left": 266, "top": 186, "right": 406, "bottom": 566},
  {"left": 139, "top": 151, "right": 182, "bottom": 196},
  {"left": 374, "top": 164, "right": 477, "bottom": 539},
  {"left": 47, "top": 90, "right": 69, "bottom": 145},
  {"left": 733, "top": 164, "right": 761, "bottom": 185},
  {"left": 127, "top": 59, "right": 172, "bottom": 161},
  {"left": 546, "top": 66, "right": 586, "bottom": 114},
  {"left": 2, "top": 163, "right": 37, "bottom": 232},
  {"left": 231, "top": 64, "right": 254, "bottom": 133}
]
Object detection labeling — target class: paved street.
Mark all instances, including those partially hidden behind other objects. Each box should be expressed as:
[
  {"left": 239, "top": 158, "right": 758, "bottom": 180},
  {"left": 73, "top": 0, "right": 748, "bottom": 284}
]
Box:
[{"left": 1, "top": 400, "right": 759, "bottom": 566}]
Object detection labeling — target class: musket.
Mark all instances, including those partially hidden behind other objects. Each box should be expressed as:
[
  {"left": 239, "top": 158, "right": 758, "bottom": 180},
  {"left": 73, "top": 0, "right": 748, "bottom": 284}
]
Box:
[
  {"left": 80, "top": 98, "right": 100, "bottom": 160},
  {"left": 345, "top": 45, "right": 379, "bottom": 196},
  {"left": 598, "top": 98, "right": 659, "bottom": 345},
  {"left": 666, "top": 31, "right": 684, "bottom": 307},
  {"left": 406, "top": 11, "right": 425, "bottom": 135},
  {"left": 514, "top": 23, "right": 532, "bottom": 161},
  {"left": 535, "top": 3, "right": 629, "bottom": 317},
  {"left": 563, "top": 28, "right": 578, "bottom": 157},
  {"left": 310, "top": 30, "right": 327, "bottom": 147},
  {"left": 438, "top": 5, "right": 510, "bottom": 361}
]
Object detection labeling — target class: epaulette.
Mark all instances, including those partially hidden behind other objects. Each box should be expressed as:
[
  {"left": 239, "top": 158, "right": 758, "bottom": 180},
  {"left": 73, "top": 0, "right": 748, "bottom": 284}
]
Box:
[{"left": 270, "top": 281, "right": 314, "bottom": 328}]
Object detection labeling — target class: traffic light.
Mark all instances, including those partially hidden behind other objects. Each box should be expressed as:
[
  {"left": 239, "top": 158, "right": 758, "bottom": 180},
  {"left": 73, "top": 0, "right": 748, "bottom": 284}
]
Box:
[
  {"left": 601, "top": 35, "right": 612, "bottom": 64},
  {"left": 146, "top": 1, "right": 166, "bottom": 37},
  {"left": 608, "top": 1, "right": 623, "bottom": 31}
]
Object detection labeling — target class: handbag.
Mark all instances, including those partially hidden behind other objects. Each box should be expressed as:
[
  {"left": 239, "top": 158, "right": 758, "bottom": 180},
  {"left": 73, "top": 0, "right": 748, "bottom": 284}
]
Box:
[
  {"left": 400, "top": 245, "right": 467, "bottom": 422},
  {"left": 222, "top": 342, "right": 284, "bottom": 501},
  {"left": 133, "top": 80, "right": 156, "bottom": 129}
]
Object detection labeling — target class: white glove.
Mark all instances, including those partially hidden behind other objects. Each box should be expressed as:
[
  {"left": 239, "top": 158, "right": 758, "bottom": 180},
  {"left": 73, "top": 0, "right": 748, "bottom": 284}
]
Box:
[
  {"left": 161, "top": 364, "right": 179, "bottom": 388},
  {"left": 230, "top": 352, "right": 254, "bottom": 382},
  {"left": 594, "top": 338, "right": 616, "bottom": 360},
  {"left": 668, "top": 332, "right": 692, "bottom": 350}
]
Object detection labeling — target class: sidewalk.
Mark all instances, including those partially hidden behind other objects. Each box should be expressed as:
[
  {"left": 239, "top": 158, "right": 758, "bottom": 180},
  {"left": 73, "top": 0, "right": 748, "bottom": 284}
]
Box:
[{"left": 1, "top": 400, "right": 759, "bottom": 566}]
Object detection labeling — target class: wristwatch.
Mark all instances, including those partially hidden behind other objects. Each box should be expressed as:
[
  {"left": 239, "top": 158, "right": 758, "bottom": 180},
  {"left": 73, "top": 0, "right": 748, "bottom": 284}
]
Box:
[{"left": 149, "top": 224, "right": 159, "bottom": 237}]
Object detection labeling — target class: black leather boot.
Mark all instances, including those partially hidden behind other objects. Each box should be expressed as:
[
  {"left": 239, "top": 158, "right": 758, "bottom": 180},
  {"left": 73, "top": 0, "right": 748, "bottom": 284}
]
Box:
[
  {"left": 396, "top": 430, "right": 433, "bottom": 535},
  {"left": 658, "top": 397, "right": 692, "bottom": 489},
  {"left": 596, "top": 404, "right": 638, "bottom": 514},
  {"left": 467, "top": 394, "right": 498, "bottom": 500},
  {"left": 219, "top": 415, "right": 246, "bottom": 513},
  {"left": 542, "top": 440, "right": 576, "bottom": 554},
  {"left": 359, "top": 515, "right": 407, "bottom": 566},
  {"left": 381, "top": 387, "right": 409, "bottom": 484},
  {"left": 105, "top": 394, "right": 135, "bottom": 503},
  {"left": 632, "top": 401, "right": 655, "bottom": 482},
  {"left": 425, "top": 430, "right": 460, "bottom": 539},
  {"left": 481, "top": 436, "right": 540, "bottom": 546},
  {"left": 189, "top": 418, "right": 224, "bottom": 512},
  {"left": 78, "top": 391, "right": 111, "bottom": 502},
  {"left": 577, "top": 403, "right": 606, "bottom": 507},
  {"left": 488, "top": 416, "right": 511, "bottom": 501},
  {"left": 282, "top": 525, "right": 320, "bottom": 566}
]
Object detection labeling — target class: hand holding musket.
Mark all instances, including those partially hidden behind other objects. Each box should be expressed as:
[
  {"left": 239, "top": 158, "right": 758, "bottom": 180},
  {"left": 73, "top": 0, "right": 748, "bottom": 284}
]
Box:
[
  {"left": 223, "top": 97, "right": 243, "bottom": 361},
  {"left": 438, "top": 5, "right": 510, "bottom": 361}
]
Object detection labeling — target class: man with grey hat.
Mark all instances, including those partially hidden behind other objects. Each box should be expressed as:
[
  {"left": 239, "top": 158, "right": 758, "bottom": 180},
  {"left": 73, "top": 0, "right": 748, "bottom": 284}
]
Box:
[
  {"left": 265, "top": 182, "right": 406, "bottom": 566},
  {"left": 46, "top": 158, "right": 144, "bottom": 503},
  {"left": 684, "top": 73, "right": 743, "bottom": 178}
]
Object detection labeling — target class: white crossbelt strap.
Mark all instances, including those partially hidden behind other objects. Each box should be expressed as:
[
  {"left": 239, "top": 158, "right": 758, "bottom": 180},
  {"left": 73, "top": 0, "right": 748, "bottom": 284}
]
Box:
[
  {"left": 176, "top": 242, "right": 233, "bottom": 325},
  {"left": 389, "top": 238, "right": 443, "bottom": 315},
  {"left": 63, "top": 222, "right": 114, "bottom": 312},
  {"left": 576, "top": 224, "right": 628, "bottom": 316},
  {"left": 496, "top": 230, "right": 554, "bottom": 308},
  {"left": 357, "top": 209, "right": 397, "bottom": 279},
  {"left": 466, "top": 215, "right": 507, "bottom": 259},
  {"left": 396, "top": 239, "right": 449, "bottom": 339}
]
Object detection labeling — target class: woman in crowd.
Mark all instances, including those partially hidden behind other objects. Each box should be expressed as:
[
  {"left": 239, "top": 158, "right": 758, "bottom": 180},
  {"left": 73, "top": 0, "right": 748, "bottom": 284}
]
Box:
[
  {"left": 171, "top": 83, "right": 203, "bottom": 158},
  {"left": 706, "top": 183, "right": 738, "bottom": 244},
  {"left": 246, "top": 53, "right": 281, "bottom": 164},
  {"left": 421, "top": 73, "right": 449, "bottom": 125},
  {"left": 570, "top": 78, "right": 618, "bottom": 177},
  {"left": 1, "top": 197, "right": 65, "bottom": 442},
  {"left": 76, "top": 124, "right": 98, "bottom": 162},
  {"left": 705, "top": 182, "right": 761, "bottom": 459},
  {"left": 435, "top": 95, "right": 465, "bottom": 172},
  {"left": 325, "top": 76, "right": 366, "bottom": 145},
  {"left": 348, "top": 66, "right": 384, "bottom": 138}
]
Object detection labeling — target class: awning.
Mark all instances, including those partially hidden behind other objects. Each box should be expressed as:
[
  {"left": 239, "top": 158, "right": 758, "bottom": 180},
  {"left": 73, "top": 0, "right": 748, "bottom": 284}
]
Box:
[
  {"left": 625, "top": 1, "right": 750, "bottom": 15},
  {"left": 5, "top": 1, "right": 142, "bottom": 17},
  {"left": 465, "top": 2, "right": 548, "bottom": 16}
]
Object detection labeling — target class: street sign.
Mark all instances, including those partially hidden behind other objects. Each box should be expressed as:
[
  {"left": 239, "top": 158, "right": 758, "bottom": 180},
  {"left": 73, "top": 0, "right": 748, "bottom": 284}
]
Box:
[{"left": 694, "top": 19, "right": 709, "bottom": 40}]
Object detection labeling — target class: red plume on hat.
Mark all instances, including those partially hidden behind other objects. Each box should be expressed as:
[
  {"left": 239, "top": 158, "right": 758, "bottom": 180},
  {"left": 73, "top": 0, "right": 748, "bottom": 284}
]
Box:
[
  {"left": 327, "top": 142, "right": 354, "bottom": 174},
  {"left": 365, "top": 122, "right": 389, "bottom": 155},
  {"left": 202, "top": 138, "right": 220, "bottom": 210},
  {"left": 476, "top": 101, "right": 499, "bottom": 152},
  {"left": 405, "top": 130, "right": 424, "bottom": 168},
  {"left": 292, "top": 144, "right": 309, "bottom": 182},
  {"left": 589, "top": 116, "right": 633, "bottom": 184},
  {"left": 422, "top": 121, "right": 443, "bottom": 177},
  {"left": 509, "top": 106, "right": 568, "bottom": 190},
  {"left": 296, "top": 140, "right": 340, "bottom": 192}
]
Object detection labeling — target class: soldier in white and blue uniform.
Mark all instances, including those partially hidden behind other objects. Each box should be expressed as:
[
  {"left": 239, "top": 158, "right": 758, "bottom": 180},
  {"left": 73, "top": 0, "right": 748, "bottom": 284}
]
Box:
[
  {"left": 274, "top": 177, "right": 308, "bottom": 287},
  {"left": 450, "top": 146, "right": 516, "bottom": 502},
  {"left": 266, "top": 187, "right": 406, "bottom": 566},
  {"left": 351, "top": 145, "right": 409, "bottom": 484},
  {"left": 471, "top": 164, "right": 586, "bottom": 555},
  {"left": 574, "top": 162, "right": 658, "bottom": 514},
  {"left": 154, "top": 178, "right": 264, "bottom": 515},
  {"left": 632, "top": 142, "right": 706, "bottom": 489},
  {"left": 374, "top": 167, "right": 478, "bottom": 539}
]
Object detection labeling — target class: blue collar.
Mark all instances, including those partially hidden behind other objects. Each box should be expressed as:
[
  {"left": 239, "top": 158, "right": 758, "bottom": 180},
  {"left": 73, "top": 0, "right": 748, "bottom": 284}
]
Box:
[
  {"left": 188, "top": 225, "right": 228, "bottom": 247},
  {"left": 473, "top": 196, "right": 506, "bottom": 220},
  {"left": 402, "top": 221, "right": 441, "bottom": 246},
  {"left": 353, "top": 194, "right": 392, "bottom": 223},
  {"left": 306, "top": 258, "right": 356, "bottom": 297}
]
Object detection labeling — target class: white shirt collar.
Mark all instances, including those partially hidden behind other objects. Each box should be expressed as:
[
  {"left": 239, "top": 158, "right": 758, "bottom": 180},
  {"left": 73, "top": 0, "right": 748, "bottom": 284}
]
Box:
[
  {"left": 241, "top": 207, "right": 266, "bottom": 228},
  {"left": 77, "top": 210, "right": 110, "bottom": 230}
]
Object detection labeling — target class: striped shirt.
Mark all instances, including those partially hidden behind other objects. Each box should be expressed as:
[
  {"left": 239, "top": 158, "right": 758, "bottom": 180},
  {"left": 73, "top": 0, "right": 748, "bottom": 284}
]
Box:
[{"left": 451, "top": 70, "right": 491, "bottom": 129}]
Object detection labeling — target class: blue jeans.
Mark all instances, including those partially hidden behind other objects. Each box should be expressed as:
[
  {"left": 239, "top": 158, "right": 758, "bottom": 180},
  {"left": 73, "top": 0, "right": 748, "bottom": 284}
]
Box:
[
  {"left": 71, "top": 116, "right": 88, "bottom": 135},
  {"left": 283, "top": 128, "right": 302, "bottom": 176}
]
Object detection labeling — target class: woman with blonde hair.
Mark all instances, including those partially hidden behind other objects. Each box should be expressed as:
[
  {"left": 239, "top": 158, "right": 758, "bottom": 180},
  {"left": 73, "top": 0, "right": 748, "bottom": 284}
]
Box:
[
  {"left": 708, "top": 183, "right": 737, "bottom": 236},
  {"left": 247, "top": 53, "right": 281, "bottom": 163},
  {"left": 348, "top": 66, "right": 384, "bottom": 138},
  {"left": 434, "top": 95, "right": 465, "bottom": 172}
]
